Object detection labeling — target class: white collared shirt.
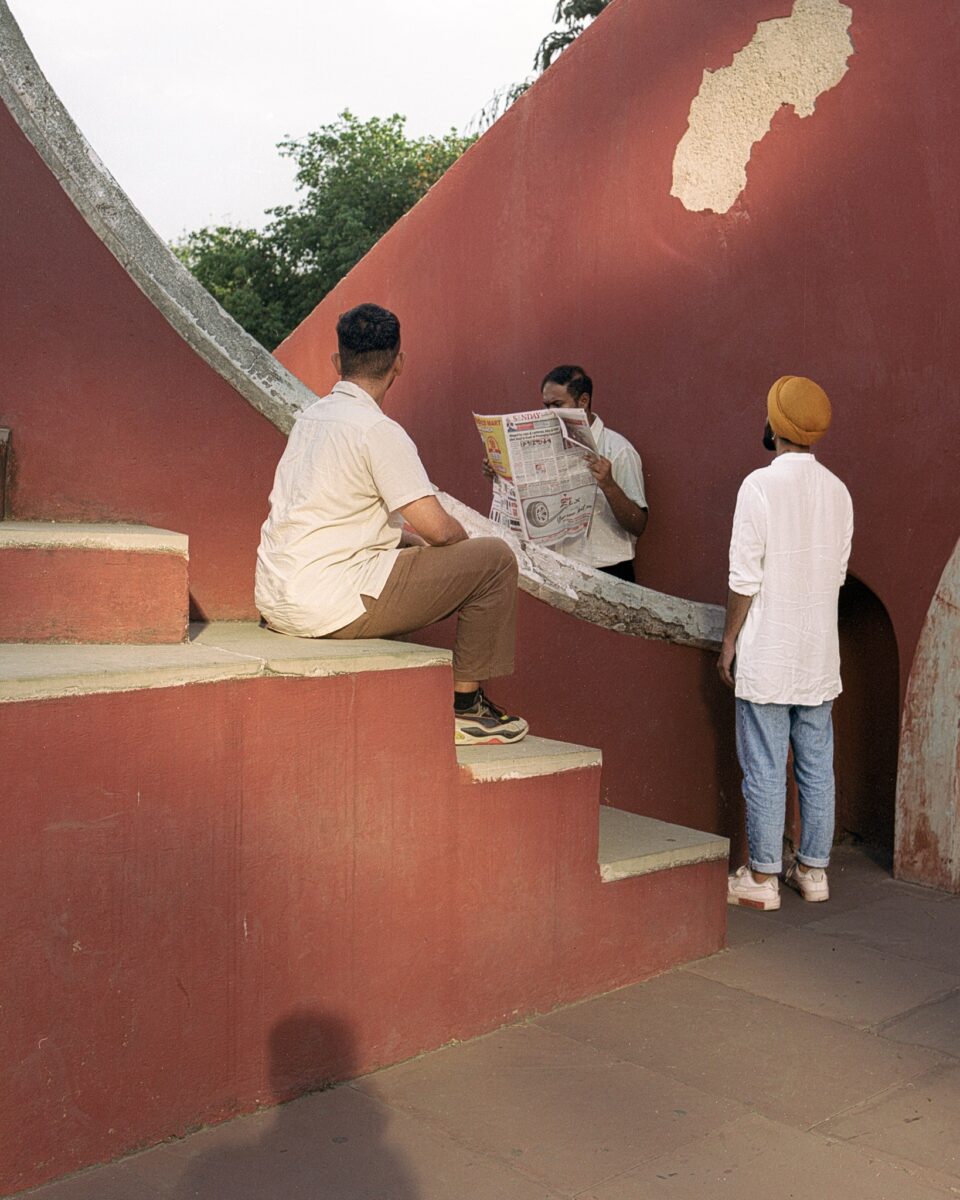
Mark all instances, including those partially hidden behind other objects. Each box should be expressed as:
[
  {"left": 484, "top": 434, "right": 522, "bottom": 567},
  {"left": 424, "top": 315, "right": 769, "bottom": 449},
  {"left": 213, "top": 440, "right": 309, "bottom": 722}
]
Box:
[
  {"left": 729, "top": 453, "right": 853, "bottom": 705},
  {"left": 567, "top": 415, "right": 648, "bottom": 568},
  {"left": 255, "top": 380, "right": 433, "bottom": 636}
]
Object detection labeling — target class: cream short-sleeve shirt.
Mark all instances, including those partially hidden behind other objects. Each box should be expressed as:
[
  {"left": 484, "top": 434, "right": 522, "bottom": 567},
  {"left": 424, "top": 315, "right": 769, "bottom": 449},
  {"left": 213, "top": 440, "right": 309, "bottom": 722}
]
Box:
[
  {"left": 255, "top": 381, "right": 433, "bottom": 636},
  {"left": 568, "top": 416, "right": 648, "bottom": 569}
]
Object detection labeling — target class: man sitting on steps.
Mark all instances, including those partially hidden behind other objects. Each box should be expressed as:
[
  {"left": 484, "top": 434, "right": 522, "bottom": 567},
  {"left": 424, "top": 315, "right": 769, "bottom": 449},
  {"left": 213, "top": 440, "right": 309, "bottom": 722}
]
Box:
[{"left": 255, "top": 302, "right": 529, "bottom": 746}]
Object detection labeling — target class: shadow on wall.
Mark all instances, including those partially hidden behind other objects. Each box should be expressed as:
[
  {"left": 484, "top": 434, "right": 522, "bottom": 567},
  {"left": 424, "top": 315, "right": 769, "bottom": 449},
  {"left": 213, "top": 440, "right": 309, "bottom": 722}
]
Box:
[{"left": 170, "top": 1010, "right": 419, "bottom": 1199}]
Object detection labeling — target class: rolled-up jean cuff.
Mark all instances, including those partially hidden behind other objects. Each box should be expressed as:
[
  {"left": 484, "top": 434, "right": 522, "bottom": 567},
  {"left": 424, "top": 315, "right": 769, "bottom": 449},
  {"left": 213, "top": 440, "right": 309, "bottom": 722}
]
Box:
[
  {"left": 797, "top": 854, "right": 831, "bottom": 869},
  {"left": 749, "top": 858, "right": 782, "bottom": 875}
]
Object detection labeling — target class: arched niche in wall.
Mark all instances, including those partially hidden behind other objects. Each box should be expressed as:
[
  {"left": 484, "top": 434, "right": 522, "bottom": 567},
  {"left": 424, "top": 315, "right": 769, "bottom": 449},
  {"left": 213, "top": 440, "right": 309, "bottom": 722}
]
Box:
[
  {"left": 783, "top": 575, "right": 899, "bottom": 863},
  {"left": 895, "top": 538, "right": 960, "bottom": 893},
  {"left": 834, "top": 575, "right": 900, "bottom": 855}
]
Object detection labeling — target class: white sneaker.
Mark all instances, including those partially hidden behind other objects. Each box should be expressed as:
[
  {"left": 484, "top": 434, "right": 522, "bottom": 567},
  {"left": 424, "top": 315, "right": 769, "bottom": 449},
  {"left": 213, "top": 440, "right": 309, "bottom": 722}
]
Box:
[
  {"left": 727, "top": 865, "right": 781, "bottom": 911},
  {"left": 784, "top": 862, "right": 829, "bottom": 902}
]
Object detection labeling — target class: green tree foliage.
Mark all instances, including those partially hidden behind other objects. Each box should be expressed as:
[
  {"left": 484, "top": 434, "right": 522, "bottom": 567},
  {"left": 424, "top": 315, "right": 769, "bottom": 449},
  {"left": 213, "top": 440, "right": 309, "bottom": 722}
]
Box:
[
  {"left": 535, "top": 0, "right": 613, "bottom": 73},
  {"left": 471, "top": 0, "right": 613, "bottom": 131},
  {"left": 175, "top": 111, "right": 474, "bottom": 348}
]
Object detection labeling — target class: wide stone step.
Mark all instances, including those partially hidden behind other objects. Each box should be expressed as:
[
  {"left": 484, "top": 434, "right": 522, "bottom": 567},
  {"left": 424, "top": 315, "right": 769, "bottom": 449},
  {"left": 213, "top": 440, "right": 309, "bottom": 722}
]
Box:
[
  {"left": 599, "top": 806, "right": 729, "bottom": 881},
  {"left": 0, "top": 620, "right": 451, "bottom": 702},
  {"left": 0, "top": 521, "right": 189, "bottom": 644}
]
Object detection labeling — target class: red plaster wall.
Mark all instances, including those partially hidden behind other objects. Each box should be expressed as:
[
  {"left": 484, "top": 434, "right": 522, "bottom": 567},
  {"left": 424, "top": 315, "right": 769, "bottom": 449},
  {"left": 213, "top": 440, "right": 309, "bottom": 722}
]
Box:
[
  {"left": 276, "top": 0, "right": 958, "bottom": 846},
  {"left": 0, "top": 105, "right": 288, "bottom": 620},
  {"left": 1, "top": 668, "right": 724, "bottom": 1195},
  {"left": 0, "top": 546, "right": 188, "bottom": 642}
]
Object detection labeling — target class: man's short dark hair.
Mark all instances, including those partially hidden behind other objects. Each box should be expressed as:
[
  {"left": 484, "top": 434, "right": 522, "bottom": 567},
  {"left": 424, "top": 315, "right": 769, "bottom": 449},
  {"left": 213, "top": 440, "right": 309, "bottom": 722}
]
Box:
[
  {"left": 336, "top": 304, "right": 401, "bottom": 378},
  {"left": 541, "top": 364, "right": 593, "bottom": 403}
]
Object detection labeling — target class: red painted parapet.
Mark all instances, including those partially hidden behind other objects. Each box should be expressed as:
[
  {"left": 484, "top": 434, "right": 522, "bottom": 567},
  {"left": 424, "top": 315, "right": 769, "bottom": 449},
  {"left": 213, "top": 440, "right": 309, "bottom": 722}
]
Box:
[
  {"left": 0, "top": 663, "right": 725, "bottom": 1195},
  {"left": 0, "top": 524, "right": 188, "bottom": 644}
]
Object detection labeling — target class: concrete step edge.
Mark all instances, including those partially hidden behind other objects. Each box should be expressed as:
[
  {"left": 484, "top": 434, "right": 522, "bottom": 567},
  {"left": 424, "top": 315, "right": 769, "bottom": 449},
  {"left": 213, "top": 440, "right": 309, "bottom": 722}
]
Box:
[
  {"left": 599, "top": 806, "right": 730, "bottom": 882},
  {"left": 0, "top": 521, "right": 188, "bottom": 553},
  {"left": 0, "top": 622, "right": 452, "bottom": 703},
  {"left": 457, "top": 735, "right": 602, "bottom": 783}
]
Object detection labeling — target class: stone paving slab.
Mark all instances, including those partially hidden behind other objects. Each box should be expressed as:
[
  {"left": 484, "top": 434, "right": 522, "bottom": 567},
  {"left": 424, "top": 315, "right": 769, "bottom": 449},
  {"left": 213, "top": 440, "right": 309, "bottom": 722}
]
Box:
[
  {"left": 353, "top": 1023, "right": 748, "bottom": 1196},
  {"left": 687, "top": 926, "right": 960, "bottom": 1029},
  {"left": 805, "top": 894, "right": 960, "bottom": 973},
  {"left": 535, "top": 971, "right": 947, "bottom": 1128},
  {"left": 575, "top": 1113, "right": 952, "bottom": 1200},
  {"left": 816, "top": 1062, "right": 960, "bottom": 1186},
  {"left": 878, "top": 990, "right": 960, "bottom": 1059},
  {"left": 112, "top": 1085, "right": 562, "bottom": 1200}
]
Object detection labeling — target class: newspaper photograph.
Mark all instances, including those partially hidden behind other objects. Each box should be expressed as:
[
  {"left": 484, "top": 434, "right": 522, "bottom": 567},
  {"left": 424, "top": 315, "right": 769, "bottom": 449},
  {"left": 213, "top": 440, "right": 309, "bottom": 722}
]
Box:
[{"left": 474, "top": 407, "right": 599, "bottom": 546}]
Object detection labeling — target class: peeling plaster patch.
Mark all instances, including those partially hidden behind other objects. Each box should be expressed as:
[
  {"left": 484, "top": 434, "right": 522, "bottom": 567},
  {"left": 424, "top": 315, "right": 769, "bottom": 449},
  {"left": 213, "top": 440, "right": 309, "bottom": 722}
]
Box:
[{"left": 671, "top": 0, "right": 854, "bottom": 213}]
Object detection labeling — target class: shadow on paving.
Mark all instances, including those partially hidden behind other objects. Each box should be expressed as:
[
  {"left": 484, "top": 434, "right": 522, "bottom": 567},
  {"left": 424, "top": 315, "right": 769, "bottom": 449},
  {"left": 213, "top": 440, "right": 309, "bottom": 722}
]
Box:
[{"left": 17, "top": 847, "right": 960, "bottom": 1200}]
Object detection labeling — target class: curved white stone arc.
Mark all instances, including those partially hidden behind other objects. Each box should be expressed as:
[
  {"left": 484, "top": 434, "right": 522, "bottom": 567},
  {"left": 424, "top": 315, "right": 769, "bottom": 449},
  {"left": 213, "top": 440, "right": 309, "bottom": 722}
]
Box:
[
  {"left": 0, "top": 0, "right": 312, "bottom": 435},
  {"left": 895, "top": 536, "right": 960, "bottom": 893},
  {"left": 439, "top": 493, "right": 724, "bottom": 651}
]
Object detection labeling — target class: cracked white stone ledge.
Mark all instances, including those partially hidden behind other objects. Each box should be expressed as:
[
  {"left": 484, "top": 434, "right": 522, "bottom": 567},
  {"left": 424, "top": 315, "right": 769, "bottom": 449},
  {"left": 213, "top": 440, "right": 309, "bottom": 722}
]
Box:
[{"left": 439, "top": 493, "right": 724, "bottom": 651}]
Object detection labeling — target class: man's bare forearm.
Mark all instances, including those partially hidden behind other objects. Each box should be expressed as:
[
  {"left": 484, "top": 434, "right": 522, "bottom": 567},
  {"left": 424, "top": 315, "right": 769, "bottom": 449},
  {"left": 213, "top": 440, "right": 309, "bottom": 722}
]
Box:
[
  {"left": 722, "top": 589, "right": 754, "bottom": 649},
  {"left": 717, "top": 589, "right": 754, "bottom": 689},
  {"left": 601, "top": 478, "right": 648, "bottom": 538}
]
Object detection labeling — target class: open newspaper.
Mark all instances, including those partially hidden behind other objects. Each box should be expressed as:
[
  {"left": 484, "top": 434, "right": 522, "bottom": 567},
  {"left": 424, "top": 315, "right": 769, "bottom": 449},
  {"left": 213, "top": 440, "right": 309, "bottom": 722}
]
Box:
[{"left": 474, "top": 407, "right": 600, "bottom": 546}]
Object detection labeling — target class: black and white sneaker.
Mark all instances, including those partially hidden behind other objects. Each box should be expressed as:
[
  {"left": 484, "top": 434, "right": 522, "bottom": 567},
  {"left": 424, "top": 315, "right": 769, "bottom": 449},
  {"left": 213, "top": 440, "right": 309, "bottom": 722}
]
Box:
[{"left": 454, "top": 690, "right": 529, "bottom": 745}]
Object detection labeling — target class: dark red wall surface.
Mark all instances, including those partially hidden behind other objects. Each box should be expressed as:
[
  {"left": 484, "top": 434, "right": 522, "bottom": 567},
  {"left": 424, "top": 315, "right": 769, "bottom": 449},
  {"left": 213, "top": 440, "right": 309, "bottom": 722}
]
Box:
[
  {"left": 277, "top": 0, "right": 960, "bottom": 700},
  {"left": 1, "top": 667, "right": 725, "bottom": 1194},
  {"left": 0, "top": 104, "right": 287, "bottom": 620}
]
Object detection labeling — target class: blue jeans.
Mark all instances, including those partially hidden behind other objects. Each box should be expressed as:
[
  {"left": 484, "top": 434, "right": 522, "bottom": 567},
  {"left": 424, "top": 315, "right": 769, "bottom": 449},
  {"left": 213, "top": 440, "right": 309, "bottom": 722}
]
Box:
[{"left": 735, "top": 699, "right": 835, "bottom": 874}]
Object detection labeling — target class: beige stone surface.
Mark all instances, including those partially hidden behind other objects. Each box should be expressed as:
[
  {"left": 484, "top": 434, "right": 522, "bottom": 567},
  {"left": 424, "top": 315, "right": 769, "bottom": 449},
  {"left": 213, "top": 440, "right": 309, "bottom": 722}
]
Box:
[
  {"left": 457, "top": 734, "right": 601, "bottom": 783},
  {"left": 687, "top": 926, "right": 960, "bottom": 1029},
  {"left": 536, "top": 971, "right": 946, "bottom": 1128},
  {"left": 879, "top": 991, "right": 960, "bottom": 1059},
  {"left": 579, "top": 1113, "right": 949, "bottom": 1200},
  {"left": 598, "top": 808, "right": 728, "bottom": 881},
  {"left": 122, "top": 1085, "right": 562, "bottom": 1200},
  {"left": 354, "top": 1023, "right": 746, "bottom": 1195},
  {"left": 807, "top": 893, "right": 960, "bottom": 973},
  {"left": 0, "top": 521, "right": 188, "bottom": 552},
  {"left": 816, "top": 1063, "right": 960, "bottom": 1184},
  {"left": 0, "top": 622, "right": 450, "bottom": 703}
]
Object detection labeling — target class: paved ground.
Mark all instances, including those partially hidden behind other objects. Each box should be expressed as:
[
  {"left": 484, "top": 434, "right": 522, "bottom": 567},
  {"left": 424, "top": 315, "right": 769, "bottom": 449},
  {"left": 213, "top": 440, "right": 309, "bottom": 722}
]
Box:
[{"left": 20, "top": 847, "right": 960, "bottom": 1199}]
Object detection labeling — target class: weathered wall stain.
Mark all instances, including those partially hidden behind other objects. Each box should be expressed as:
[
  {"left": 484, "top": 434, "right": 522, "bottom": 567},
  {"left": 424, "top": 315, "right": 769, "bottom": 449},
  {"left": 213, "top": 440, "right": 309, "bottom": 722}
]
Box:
[
  {"left": 672, "top": 0, "right": 854, "bottom": 213},
  {"left": 895, "top": 538, "right": 960, "bottom": 892}
]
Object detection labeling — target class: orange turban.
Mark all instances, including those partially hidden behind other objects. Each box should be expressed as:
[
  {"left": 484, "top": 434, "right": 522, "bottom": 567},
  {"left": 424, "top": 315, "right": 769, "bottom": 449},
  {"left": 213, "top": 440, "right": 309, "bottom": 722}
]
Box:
[{"left": 767, "top": 376, "right": 832, "bottom": 445}]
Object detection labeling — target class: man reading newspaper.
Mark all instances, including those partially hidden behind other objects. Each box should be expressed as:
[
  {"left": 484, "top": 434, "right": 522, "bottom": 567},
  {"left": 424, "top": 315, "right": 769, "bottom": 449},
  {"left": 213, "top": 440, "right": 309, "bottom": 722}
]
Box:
[{"left": 481, "top": 366, "right": 648, "bottom": 581}]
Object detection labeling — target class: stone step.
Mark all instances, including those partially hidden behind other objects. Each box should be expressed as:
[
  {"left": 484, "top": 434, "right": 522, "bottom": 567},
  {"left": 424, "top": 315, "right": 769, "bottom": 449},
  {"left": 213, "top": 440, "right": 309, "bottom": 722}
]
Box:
[
  {"left": 458, "top": 737, "right": 729, "bottom": 881},
  {"left": 0, "top": 620, "right": 451, "bottom": 702},
  {"left": 0, "top": 521, "right": 189, "bottom": 644},
  {"left": 599, "top": 806, "right": 729, "bottom": 881},
  {"left": 457, "top": 735, "right": 601, "bottom": 782}
]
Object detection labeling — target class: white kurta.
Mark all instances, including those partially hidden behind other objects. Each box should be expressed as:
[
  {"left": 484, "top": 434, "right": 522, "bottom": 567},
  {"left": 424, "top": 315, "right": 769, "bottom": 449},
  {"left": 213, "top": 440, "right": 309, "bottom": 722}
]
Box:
[{"left": 729, "top": 453, "right": 853, "bottom": 706}]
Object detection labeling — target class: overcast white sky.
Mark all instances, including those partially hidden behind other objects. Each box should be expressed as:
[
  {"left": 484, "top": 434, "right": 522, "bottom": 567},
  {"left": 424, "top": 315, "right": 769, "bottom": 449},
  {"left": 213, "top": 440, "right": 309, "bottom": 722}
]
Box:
[{"left": 11, "top": 1, "right": 556, "bottom": 242}]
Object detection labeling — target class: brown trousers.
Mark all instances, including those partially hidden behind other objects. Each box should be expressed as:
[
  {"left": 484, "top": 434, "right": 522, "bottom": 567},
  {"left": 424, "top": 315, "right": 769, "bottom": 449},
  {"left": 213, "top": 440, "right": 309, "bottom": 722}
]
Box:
[{"left": 326, "top": 537, "right": 518, "bottom": 683}]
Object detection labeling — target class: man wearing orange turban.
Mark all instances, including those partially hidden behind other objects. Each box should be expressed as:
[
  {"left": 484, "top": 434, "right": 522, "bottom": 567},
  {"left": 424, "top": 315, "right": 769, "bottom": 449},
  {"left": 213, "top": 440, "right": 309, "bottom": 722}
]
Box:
[{"left": 719, "top": 376, "right": 854, "bottom": 910}]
